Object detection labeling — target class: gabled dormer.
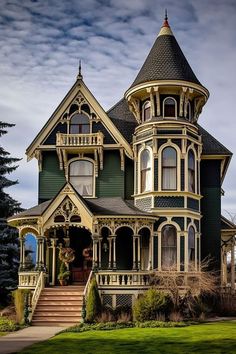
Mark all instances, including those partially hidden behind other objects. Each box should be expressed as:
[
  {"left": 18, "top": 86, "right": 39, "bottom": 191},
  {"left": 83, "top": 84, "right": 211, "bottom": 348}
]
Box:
[{"left": 26, "top": 67, "right": 134, "bottom": 203}]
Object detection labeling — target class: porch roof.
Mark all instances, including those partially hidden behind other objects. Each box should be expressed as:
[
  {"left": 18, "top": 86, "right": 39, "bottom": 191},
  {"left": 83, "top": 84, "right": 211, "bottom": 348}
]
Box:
[
  {"left": 221, "top": 215, "right": 236, "bottom": 231},
  {"left": 8, "top": 200, "right": 51, "bottom": 220}
]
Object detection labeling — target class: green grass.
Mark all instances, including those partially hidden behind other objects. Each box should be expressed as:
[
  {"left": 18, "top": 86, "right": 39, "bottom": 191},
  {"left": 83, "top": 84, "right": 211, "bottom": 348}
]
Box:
[{"left": 20, "top": 322, "right": 236, "bottom": 354}]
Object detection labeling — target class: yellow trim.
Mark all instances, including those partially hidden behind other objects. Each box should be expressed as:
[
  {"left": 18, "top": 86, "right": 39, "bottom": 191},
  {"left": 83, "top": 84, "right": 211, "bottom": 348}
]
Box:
[
  {"left": 125, "top": 80, "right": 209, "bottom": 101},
  {"left": 27, "top": 79, "right": 133, "bottom": 160}
]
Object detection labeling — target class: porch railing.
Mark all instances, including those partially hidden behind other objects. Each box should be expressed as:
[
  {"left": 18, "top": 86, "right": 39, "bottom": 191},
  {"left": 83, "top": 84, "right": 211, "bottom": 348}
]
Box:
[
  {"left": 56, "top": 132, "right": 104, "bottom": 147},
  {"left": 83, "top": 270, "right": 94, "bottom": 300},
  {"left": 29, "top": 271, "right": 45, "bottom": 322},
  {"left": 18, "top": 271, "right": 40, "bottom": 289},
  {"left": 96, "top": 271, "right": 151, "bottom": 287}
]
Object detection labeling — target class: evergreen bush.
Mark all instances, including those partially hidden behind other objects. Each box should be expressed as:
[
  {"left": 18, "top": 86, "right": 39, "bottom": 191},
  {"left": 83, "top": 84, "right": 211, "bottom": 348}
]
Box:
[
  {"left": 0, "top": 317, "right": 19, "bottom": 332},
  {"left": 133, "top": 289, "right": 171, "bottom": 321},
  {"left": 85, "top": 278, "right": 101, "bottom": 322}
]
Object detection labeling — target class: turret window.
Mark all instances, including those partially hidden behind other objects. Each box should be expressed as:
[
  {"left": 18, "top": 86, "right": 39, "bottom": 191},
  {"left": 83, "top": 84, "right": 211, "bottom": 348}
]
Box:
[
  {"left": 69, "top": 160, "right": 94, "bottom": 196},
  {"left": 70, "top": 113, "right": 90, "bottom": 134},
  {"left": 186, "top": 102, "right": 191, "bottom": 120},
  {"left": 142, "top": 101, "right": 151, "bottom": 122},
  {"left": 163, "top": 97, "right": 177, "bottom": 118},
  {"left": 162, "top": 147, "right": 177, "bottom": 190},
  {"left": 161, "top": 225, "right": 177, "bottom": 270},
  {"left": 188, "top": 150, "right": 195, "bottom": 193},
  {"left": 188, "top": 226, "right": 195, "bottom": 268},
  {"left": 140, "top": 149, "right": 152, "bottom": 192}
]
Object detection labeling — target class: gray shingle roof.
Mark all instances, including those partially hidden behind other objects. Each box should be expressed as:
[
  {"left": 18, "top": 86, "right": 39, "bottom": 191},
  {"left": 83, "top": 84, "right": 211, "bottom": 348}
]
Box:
[
  {"left": 85, "top": 197, "right": 152, "bottom": 216},
  {"left": 8, "top": 200, "right": 51, "bottom": 220},
  {"left": 107, "top": 99, "right": 138, "bottom": 143},
  {"left": 198, "top": 125, "right": 232, "bottom": 156},
  {"left": 130, "top": 33, "right": 202, "bottom": 89}
]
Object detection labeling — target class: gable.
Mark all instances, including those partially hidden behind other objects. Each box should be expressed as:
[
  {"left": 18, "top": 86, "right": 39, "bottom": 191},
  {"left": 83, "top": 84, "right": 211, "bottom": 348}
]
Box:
[{"left": 26, "top": 79, "right": 133, "bottom": 160}]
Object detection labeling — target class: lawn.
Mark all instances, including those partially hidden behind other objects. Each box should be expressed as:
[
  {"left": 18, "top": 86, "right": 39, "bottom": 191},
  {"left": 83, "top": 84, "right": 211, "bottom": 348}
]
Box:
[{"left": 20, "top": 321, "right": 236, "bottom": 354}]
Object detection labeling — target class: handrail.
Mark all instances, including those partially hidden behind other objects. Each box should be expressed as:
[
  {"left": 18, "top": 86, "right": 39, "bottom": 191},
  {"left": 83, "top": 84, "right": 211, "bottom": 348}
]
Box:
[
  {"left": 83, "top": 270, "right": 93, "bottom": 300},
  {"left": 29, "top": 271, "right": 45, "bottom": 322}
]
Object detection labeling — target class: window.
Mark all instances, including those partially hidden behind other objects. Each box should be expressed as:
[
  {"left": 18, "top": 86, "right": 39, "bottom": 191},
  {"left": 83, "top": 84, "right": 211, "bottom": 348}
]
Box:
[
  {"left": 162, "top": 147, "right": 177, "bottom": 190},
  {"left": 186, "top": 101, "right": 191, "bottom": 120},
  {"left": 161, "top": 225, "right": 177, "bottom": 269},
  {"left": 142, "top": 101, "right": 151, "bottom": 122},
  {"left": 69, "top": 160, "right": 94, "bottom": 196},
  {"left": 140, "top": 149, "right": 151, "bottom": 192},
  {"left": 70, "top": 113, "right": 90, "bottom": 134},
  {"left": 188, "top": 150, "right": 195, "bottom": 193},
  {"left": 163, "top": 97, "right": 176, "bottom": 118},
  {"left": 188, "top": 226, "right": 195, "bottom": 268}
]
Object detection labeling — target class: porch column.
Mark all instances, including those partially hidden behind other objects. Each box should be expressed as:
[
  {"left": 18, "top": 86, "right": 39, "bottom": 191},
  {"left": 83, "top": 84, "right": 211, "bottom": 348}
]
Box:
[
  {"left": 133, "top": 235, "right": 137, "bottom": 270},
  {"left": 19, "top": 237, "right": 25, "bottom": 270},
  {"left": 112, "top": 235, "right": 116, "bottom": 269},
  {"left": 35, "top": 237, "right": 40, "bottom": 270},
  {"left": 51, "top": 238, "right": 57, "bottom": 286},
  {"left": 108, "top": 237, "right": 112, "bottom": 269},
  {"left": 137, "top": 235, "right": 141, "bottom": 270},
  {"left": 92, "top": 234, "right": 99, "bottom": 270},
  {"left": 98, "top": 237, "right": 102, "bottom": 269},
  {"left": 231, "top": 238, "right": 235, "bottom": 293},
  {"left": 38, "top": 237, "right": 45, "bottom": 270}
]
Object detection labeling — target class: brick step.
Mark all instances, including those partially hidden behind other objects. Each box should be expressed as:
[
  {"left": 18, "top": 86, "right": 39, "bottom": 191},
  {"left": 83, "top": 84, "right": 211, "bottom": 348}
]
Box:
[
  {"left": 37, "top": 300, "right": 83, "bottom": 306},
  {"left": 35, "top": 306, "right": 82, "bottom": 311},
  {"left": 40, "top": 295, "right": 83, "bottom": 301},
  {"left": 34, "top": 311, "right": 82, "bottom": 317},
  {"left": 33, "top": 316, "right": 81, "bottom": 321},
  {"left": 31, "top": 321, "right": 77, "bottom": 327}
]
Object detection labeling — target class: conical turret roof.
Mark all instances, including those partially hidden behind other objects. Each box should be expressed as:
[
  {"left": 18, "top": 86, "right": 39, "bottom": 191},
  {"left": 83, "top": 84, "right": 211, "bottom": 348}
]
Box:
[{"left": 130, "top": 16, "right": 201, "bottom": 88}]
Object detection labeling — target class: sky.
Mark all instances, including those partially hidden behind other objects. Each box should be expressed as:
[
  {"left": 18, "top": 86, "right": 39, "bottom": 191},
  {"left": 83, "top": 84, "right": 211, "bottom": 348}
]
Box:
[{"left": 1, "top": 0, "right": 236, "bottom": 216}]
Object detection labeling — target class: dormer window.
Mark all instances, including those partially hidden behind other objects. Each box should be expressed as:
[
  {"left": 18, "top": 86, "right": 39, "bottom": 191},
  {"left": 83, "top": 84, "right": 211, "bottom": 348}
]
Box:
[
  {"left": 142, "top": 101, "right": 151, "bottom": 122},
  {"left": 70, "top": 113, "right": 90, "bottom": 134},
  {"left": 163, "top": 97, "right": 177, "bottom": 118}
]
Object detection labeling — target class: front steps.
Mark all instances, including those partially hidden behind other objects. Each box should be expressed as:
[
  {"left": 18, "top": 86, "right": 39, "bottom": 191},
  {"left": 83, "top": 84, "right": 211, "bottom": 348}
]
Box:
[{"left": 32, "top": 285, "right": 84, "bottom": 327}]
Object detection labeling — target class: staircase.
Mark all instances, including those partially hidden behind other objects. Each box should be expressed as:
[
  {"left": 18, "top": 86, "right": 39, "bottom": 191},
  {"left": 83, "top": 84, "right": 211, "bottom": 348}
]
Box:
[{"left": 32, "top": 285, "right": 84, "bottom": 326}]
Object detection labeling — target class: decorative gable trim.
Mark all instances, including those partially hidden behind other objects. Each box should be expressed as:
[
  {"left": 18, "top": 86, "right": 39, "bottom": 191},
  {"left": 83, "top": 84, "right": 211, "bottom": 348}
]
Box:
[{"left": 26, "top": 79, "right": 133, "bottom": 161}]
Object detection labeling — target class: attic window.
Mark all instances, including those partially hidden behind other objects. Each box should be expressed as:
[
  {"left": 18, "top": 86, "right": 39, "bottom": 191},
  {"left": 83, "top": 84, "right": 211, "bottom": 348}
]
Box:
[
  {"left": 70, "top": 113, "right": 90, "bottom": 134},
  {"left": 163, "top": 97, "right": 177, "bottom": 118},
  {"left": 142, "top": 101, "right": 151, "bottom": 122}
]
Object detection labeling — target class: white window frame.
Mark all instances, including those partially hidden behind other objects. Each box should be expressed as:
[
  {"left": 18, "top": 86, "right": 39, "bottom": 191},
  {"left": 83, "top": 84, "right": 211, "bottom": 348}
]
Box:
[
  {"left": 138, "top": 146, "right": 153, "bottom": 194},
  {"left": 142, "top": 100, "right": 152, "bottom": 122},
  {"left": 163, "top": 97, "right": 177, "bottom": 119},
  {"left": 68, "top": 158, "right": 95, "bottom": 198}
]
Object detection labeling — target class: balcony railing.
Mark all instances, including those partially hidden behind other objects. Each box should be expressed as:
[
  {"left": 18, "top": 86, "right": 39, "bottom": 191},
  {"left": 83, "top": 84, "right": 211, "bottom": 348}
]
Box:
[
  {"left": 18, "top": 271, "right": 40, "bottom": 289},
  {"left": 56, "top": 132, "right": 104, "bottom": 147}
]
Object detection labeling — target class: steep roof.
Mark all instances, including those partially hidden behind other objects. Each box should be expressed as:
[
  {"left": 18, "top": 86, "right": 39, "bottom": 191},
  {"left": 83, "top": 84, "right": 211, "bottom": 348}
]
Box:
[
  {"left": 130, "top": 18, "right": 202, "bottom": 89},
  {"left": 107, "top": 99, "right": 138, "bottom": 143},
  {"left": 198, "top": 125, "right": 232, "bottom": 156}
]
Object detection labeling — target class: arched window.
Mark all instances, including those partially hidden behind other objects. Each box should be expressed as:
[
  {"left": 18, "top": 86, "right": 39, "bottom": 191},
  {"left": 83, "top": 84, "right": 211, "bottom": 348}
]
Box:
[
  {"left": 70, "top": 113, "right": 90, "bottom": 134},
  {"left": 163, "top": 97, "right": 176, "bottom": 118},
  {"left": 188, "top": 150, "right": 195, "bottom": 193},
  {"left": 142, "top": 101, "right": 151, "bottom": 122},
  {"left": 186, "top": 102, "right": 191, "bottom": 120},
  {"left": 140, "top": 149, "right": 152, "bottom": 192},
  {"left": 188, "top": 226, "right": 195, "bottom": 268},
  {"left": 69, "top": 160, "right": 94, "bottom": 196},
  {"left": 162, "top": 147, "right": 177, "bottom": 190},
  {"left": 161, "top": 225, "right": 177, "bottom": 269}
]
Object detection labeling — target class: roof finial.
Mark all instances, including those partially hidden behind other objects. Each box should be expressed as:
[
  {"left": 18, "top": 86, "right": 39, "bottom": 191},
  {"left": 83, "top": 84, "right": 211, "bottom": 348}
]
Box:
[
  {"left": 165, "top": 9, "right": 168, "bottom": 21},
  {"left": 77, "top": 59, "right": 83, "bottom": 80}
]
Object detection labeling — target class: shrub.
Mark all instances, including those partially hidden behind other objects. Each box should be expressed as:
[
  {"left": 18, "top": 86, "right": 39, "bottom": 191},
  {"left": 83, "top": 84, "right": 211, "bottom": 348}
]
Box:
[
  {"left": 12, "top": 289, "right": 31, "bottom": 324},
  {"left": 133, "top": 289, "right": 171, "bottom": 321},
  {"left": 169, "top": 311, "right": 183, "bottom": 322},
  {"left": 218, "top": 294, "right": 236, "bottom": 316},
  {"left": 85, "top": 278, "right": 102, "bottom": 322},
  {"left": 0, "top": 317, "right": 19, "bottom": 332}
]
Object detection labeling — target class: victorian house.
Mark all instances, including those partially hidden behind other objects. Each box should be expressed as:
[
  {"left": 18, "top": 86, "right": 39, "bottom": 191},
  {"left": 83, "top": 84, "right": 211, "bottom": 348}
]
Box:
[{"left": 8, "top": 16, "right": 235, "bottom": 325}]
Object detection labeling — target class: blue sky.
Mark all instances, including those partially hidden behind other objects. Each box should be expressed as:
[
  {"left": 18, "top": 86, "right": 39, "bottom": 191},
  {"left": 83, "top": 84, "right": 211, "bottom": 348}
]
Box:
[{"left": 1, "top": 0, "right": 236, "bottom": 216}]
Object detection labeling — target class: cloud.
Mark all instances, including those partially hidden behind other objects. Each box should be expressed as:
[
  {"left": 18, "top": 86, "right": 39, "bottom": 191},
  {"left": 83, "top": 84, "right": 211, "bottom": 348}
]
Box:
[{"left": 1, "top": 0, "right": 236, "bottom": 213}]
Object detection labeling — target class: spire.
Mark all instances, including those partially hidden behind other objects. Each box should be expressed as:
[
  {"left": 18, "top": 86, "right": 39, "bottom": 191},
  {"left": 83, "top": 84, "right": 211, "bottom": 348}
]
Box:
[
  {"left": 77, "top": 59, "right": 83, "bottom": 80},
  {"left": 158, "top": 10, "right": 173, "bottom": 36},
  {"left": 128, "top": 16, "right": 202, "bottom": 89}
]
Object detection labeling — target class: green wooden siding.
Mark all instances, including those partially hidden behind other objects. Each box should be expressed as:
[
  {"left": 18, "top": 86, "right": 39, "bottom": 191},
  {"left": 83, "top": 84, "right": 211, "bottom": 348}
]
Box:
[
  {"left": 200, "top": 160, "right": 221, "bottom": 270},
  {"left": 39, "top": 151, "right": 66, "bottom": 203},
  {"left": 96, "top": 151, "right": 124, "bottom": 198},
  {"left": 125, "top": 156, "right": 134, "bottom": 199}
]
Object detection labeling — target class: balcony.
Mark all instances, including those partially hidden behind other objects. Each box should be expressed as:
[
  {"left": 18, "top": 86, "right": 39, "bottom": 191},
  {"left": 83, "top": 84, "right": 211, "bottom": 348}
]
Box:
[{"left": 56, "top": 132, "right": 104, "bottom": 147}]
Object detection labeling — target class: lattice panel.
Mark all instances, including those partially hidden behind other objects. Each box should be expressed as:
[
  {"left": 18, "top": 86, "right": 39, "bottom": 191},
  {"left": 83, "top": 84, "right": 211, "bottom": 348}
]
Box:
[
  {"left": 103, "top": 294, "right": 112, "bottom": 307},
  {"left": 116, "top": 294, "right": 132, "bottom": 307}
]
